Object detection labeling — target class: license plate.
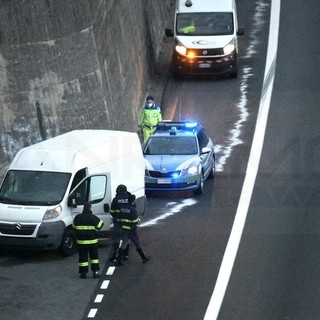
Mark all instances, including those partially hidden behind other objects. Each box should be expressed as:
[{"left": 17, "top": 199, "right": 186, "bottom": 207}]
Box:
[
  {"left": 199, "top": 63, "right": 211, "bottom": 68},
  {"left": 157, "top": 178, "right": 171, "bottom": 184}
]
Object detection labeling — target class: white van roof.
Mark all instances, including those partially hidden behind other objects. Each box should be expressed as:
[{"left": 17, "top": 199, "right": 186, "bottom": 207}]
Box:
[
  {"left": 177, "top": 0, "right": 234, "bottom": 13},
  {"left": 10, "top": 130, "right": 142, "bottom": 173}
]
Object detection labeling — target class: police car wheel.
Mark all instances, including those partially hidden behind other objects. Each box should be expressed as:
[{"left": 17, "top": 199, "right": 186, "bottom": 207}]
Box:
[
  {"left": 194, "top": 173, "right": 204, "bottom": 195},
  {"left": 208, "top": 159, "right": 215, "bottom": 179}
]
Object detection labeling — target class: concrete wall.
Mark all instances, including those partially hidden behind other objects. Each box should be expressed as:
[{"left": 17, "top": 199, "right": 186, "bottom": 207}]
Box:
[{"left": 0, "top": 0, "right": 173, "bottom": 176}]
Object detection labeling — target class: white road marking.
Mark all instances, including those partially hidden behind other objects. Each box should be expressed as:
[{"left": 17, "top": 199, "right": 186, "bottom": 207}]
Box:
[
  {"left": 94, "top": 294, "right": 104, "bottom": 303},
  {"left": 204, "top": 1, "right": 281, "bottom": 319},
  {"left": 87, "top": 308, "right": 98, "bottom": 318},
  {"left": 106, "top": 266, "right": 115, "bottom": 275},
  {"left": 139, "top": 199, "right": 197, "bottom": 227},
  {"left": 100, "top": 280, "right": 110, "bottom": 290}
]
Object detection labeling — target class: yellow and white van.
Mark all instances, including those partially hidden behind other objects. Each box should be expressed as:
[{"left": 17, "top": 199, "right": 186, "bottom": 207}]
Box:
[{"left": 166, "top": 0, "right": 244, "bottom": 78}]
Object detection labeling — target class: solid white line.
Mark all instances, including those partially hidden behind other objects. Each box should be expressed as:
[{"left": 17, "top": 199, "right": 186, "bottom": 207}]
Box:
[
  {"left": 203, "top": 1, "right": 281, "bottom": 319},
  {"left": 94, "top": 294, "right": 104, "bottom": 303},
  {"left": 100, "top": 280, "right": 110, "bottom": 290},
  {"left": 87, "top": 308, "right": 98, "bottom": 318}
]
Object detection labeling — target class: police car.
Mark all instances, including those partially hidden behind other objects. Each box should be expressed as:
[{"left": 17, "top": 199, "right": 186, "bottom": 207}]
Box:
[{"left": 143, "top": 121, "right": 215, "bottom": 195}]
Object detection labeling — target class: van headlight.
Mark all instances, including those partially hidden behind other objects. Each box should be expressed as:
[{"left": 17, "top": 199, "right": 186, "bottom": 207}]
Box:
[
  {"left": 43, "top": 205, "right": 62, "bottom": 220},
  {"left": 175, "top": 44, "right": 187, "bottom": 55},
  {"left": 223, "top": 40, "right": 236, "bottom": 55}
]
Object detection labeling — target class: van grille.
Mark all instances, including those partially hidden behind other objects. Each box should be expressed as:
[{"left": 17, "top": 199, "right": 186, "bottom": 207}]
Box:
[
  {"left": 0, "top": 222, "right": 36, "bottom": 235},
  {"left": 187, "top": 48, "right": 224, "bottom": 56}
]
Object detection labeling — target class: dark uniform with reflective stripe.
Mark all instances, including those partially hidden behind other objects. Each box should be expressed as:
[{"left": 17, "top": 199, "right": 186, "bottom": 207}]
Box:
[
  {"left": 109, "top": 188, "right": 131, "bottom": 260},
  {"left": 118, "top": 203, "right": 142, "bottom": 250},
  {"left": 115, "top": 195, "right": 151, "bottom": 265},
  {"left": 73, "top": 203, "right": 104, "bottom": 277}
]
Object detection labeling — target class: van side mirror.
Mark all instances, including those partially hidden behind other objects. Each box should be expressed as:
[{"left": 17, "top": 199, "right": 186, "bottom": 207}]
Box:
[
  {"left": 237, "top": 27, "right": 245, "bottom": 36},
  {"left": 103, "top": 203, "right": 110, "bottom": 213},
  {"left": 165, "top": 28, "right": 174, "bottom": 37},
  {"left": 68, "top": 197, "right": 77, "bottom": 207}
]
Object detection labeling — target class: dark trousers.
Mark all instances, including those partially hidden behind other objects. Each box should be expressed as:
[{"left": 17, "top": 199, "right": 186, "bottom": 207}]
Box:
[
  {"left": 120, "top": 229, "right": 142, "bottom": 251},
  {"left": 78, "top": 245, "right": 100, "bottom": 274}
]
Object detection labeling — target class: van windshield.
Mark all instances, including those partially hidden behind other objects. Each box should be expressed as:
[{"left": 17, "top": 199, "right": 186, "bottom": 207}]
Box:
[
  {"left": 0, "top": 170, "right": 71, "bottom": 206},
  {"left": 177, "top": 12, "right": 234, "bottom": 36}
]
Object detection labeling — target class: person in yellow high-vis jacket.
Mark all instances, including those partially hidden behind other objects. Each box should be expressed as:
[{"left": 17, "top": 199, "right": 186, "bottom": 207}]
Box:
[
  {"left": 179, "top": 21, "right": 195, "bottom": 33},
  {"left": 178, "top": 16, "right": 196, "bottom": 34},
  {"left": 139, "top": 96, "right": 162, "bottom": 144}
]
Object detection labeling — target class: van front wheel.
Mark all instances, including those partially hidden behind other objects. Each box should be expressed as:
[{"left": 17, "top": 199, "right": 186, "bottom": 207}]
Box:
[{"left": 59, "top": 229, "right": 77, "bottom": 257}]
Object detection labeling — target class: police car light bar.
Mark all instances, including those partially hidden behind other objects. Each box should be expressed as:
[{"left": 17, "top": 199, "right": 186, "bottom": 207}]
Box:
[{"left": 157, "top": 121, "right": 198, "bottom": 130}]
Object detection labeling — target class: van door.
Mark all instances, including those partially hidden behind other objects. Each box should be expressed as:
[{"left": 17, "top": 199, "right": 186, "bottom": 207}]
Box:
[{"left": 68, "top": 173, "right": 112, "bottom": 233}]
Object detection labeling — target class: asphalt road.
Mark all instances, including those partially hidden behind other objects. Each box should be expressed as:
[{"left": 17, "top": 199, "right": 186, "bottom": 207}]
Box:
[
  {"left": 219, "top": 1, "right": 320, "bottom": 319},
  {"left": 1, "top": 1, "right": 319, "bottom": 320}
]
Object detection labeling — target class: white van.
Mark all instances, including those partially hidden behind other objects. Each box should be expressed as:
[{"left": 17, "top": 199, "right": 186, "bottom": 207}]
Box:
[
  {"left": 165, "top": 0, "right": 244, "bottom": 78},
  {"left": 0, "top": 130, "right": 145, "bottom": 256}
]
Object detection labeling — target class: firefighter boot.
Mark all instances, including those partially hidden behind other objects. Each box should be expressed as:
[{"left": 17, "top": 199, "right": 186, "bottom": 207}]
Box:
[
  {"left": 137, "top": 248, "right": 151, "bottom": 264},
  {"left": 115, "top": 248, "right": 124, "bottom": 266},
  {"left": 123, "top": 243, "right": 130, "bottom": 261}
]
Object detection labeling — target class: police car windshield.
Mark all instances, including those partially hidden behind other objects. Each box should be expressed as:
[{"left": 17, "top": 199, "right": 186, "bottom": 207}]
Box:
[
  {"left": 144, "top": 137, "right": 198, "bottom": 155},
  {"left": 177, "top": 12, "right": 234, "bottom": 36}
]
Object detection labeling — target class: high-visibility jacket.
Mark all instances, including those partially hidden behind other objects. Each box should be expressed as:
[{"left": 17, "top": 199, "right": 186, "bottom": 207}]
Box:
[
  {"left": 180, "top": 24, "right": 195, "bottom": 34},
  {"left": 140, "top": 104, "right": 162, "bottom": 128},
  {"left": 110, "top": 192, "right": 130, "bottom": 228},
  {"left": 117, "top": 204, "right": 140, "bottom": 231},
  {"left": 73, "top": 208, "right": 104, "bottom": 245}
]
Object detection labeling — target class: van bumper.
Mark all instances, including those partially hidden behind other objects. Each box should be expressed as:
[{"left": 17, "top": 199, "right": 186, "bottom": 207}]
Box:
[
  {"left": 173, "top": 52, "right": 237, "bottom": 76},
  {"left": 0, "top": 221, "right": 65, "bottom": 250}
]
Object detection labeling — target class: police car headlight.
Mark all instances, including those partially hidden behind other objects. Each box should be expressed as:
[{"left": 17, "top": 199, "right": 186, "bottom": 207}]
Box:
[
  {"left": 187, "top": 166, "right": 198, "bottom": 175},
  {"left": 175, "top": 44, "right": 187, "bottom": 55},
  {"left": 223, "top": 40, "right": 236, "bottom": 55},
  {"left": 43, "top": 205, "right": 62, "bottom": 220}
]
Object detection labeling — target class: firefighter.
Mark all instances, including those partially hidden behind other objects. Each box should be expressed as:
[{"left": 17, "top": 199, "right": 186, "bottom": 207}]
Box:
[
  {"left": 115, "top": 194, "right": 151, "bottom": 266},
  {"left": 139, "top": 96, "right": 162, "bottom": 144},
  {"left": 108, "top": 184, "right": 131, "bottom": 262},
  {"left": 73, "top": 202, "right": 104, "bottom": 279}
]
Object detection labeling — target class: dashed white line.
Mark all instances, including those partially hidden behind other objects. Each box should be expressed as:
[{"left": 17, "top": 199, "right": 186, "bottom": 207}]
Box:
[
  {"left": 94, "top": 294, "right": 104, "bottom": 303},
  {"left": 106, "top": 266, "right": 115, "bottom": 275},
  {"left": 87, "top": 308, "right": 98, "bottom": 318},
  {"left": 100, "top": 280, "right": 110, "bottom": 290}
]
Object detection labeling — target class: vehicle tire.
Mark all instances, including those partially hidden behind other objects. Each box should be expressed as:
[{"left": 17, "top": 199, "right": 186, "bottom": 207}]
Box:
[
  {"left": 230, "top": 69, "right": 238, "bottom": 78},
  {"left": 194, "top": 173, "right": 204, "bottom": 195},
  {"left": 59, "top": 228, "right": 77, "bottom": 257},
  {"left": 208, "top": 157, "right": 215, "bottom": 179}
]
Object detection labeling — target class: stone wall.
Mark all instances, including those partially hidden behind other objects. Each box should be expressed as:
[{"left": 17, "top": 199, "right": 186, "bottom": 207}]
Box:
[{"left": 0, "top": 0, "right": 173, "bottom": 177}]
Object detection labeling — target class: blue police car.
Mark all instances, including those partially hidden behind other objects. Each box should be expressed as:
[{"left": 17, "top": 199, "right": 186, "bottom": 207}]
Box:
[{"left": 143, "top": 121, "right": 215, "bottom": 195}]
